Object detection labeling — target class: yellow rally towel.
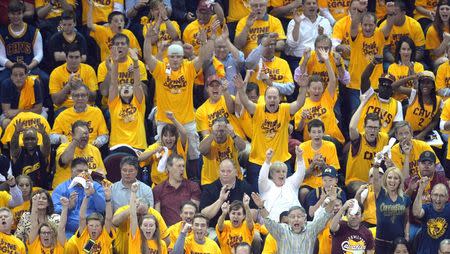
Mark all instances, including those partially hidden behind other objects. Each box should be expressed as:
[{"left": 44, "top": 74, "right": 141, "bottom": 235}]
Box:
[{"left": 18, "top": 75, "right": 38, "bottom": 110}]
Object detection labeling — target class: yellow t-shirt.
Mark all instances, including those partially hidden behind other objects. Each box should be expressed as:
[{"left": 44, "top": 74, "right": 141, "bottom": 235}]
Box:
[
  {"left": 249, "top": 103, "right": 291, "bottom": 165},
  {"left": 129, "top": 229, "right": 168, "bottom": 254},
  {"left": 348, "top": 29, "right": 385, "bottom": 90},
  {"left": 388, "top": 62, "right": 424, "bottom": 101},
  {"left": 183, "top": 235, "right": 221, "bottom": 254},
  {"left": 51, "top": 105, "right": 109, "bottom": 144},
  {"left": 293, "top": 89, "right": 345, "bottom": 144},
  {"left": 332, "top": 15, "right": 351, "bottom": 56},
  {"left": 113, "top": 205, "right": 169, "bottom": 254},
  {"left": 49, "top": 63, "right": 98, "bottom": 110},
  {"left": 108, "top": 95, "right": 147, "bottom": 149},
  {"left": 216, "top": 220, "right": 253, "bottom": 254},
  {"left": 142, "top": 19, "right": 181, "bottom": 56},
  {"left": 194, "top": 57, "right": 225, "bottom": 85},
  {"left": 249, "top": 56, "right": 293, "bottom": 96},
  {"left": 27, "top": 237, "right": 64, "bottom": 254},
  {"left": 140, "top": 140, "right": 188, "bottom": 185},
  {"left": 237, "top": 109, "right": 253, "bottom": 140},
  {"left": 413, "top": 0, "right": 438, "bottom": 20},
  {"left": 235, "top": 14, "right": 286, "bottom": 56},
  {"left": 201, "top": 135, "right": 242, "bottom": 185},
  {"left": 167, "top": 221, "right": 193, "bottom": 249},
  {"left": 0, "top": 232, "right": 26, "bottom": 254},
  {"left": 425, "top": 25, "right": 449, "bottom": 59},
  {"left": 52, "top": 142, "right": 105, "bottom": 188},
  {"left": 35, "top": 0, "right": 76, "bottom": 19},
  {"left": 152, "top": 60, "right": 197, "bottom": 124},
  {"left": 345, "top": 132, "right": 389, "bottom": 185},
  {"left": 318, "top": 0, "right": 351, "bottom": 21},
  {"left": 441, "top": 99, "right": 450, "bottom": 138},
  {"left": 195, "top": 96, "right": 245, "bottom": 138},
  {"left": 298, "top": 50, "right": 344, "bottom": 88},
  {"left": 380, "top": 16, "right": 425, "bottom": 56},
  {"left": 81, "top": 0, "right": 124, "bottom": 25},
  {"left": 269, "top": 0, "right": 302, "bottom": 19},
  {"left": 90, "top": 25, "right": 141, "bottom": 62},
  {"left": 227, "top": 0, "right": 251, "bottom": 22},
  {"left": 98, "top": 57, "right": 148, "bottom": 85},
  {"left": 0, "top": 191, "right": 12, "bottom": 207},
  {"left": 391, "top": 139, "right": 439, "bottom": 176},
  {"left": 1, "top": 112, "right": 51, "bottom": 145},
  {"left": 262, "top": 233, "right": 277, "bottom": 254},
  {"left": 436, "top": 61, "right": 450, "bottom": 100},
  {"left": 363, "top": 185, "right": 377, "bottom": 225},
  {"left": 71, "top": 228, "right": 114, "bottom": 254},
  {"left": 405, "top": 93, "right": 441, "bottom": 133},
  {"left": 12, "top": 200, "right": 30, "bottom": 231},
  {"left": 376, "top": 0, "right": 387, "bottom": 20},
  {"left": 182, "top": 15, "right": 222, "bottom": 54},
  {"left": 356, "top": 92, "right": 400, "bottom": 133},
  {"left": 299, "top": 140, "right": 340, "bottom": 188},
  {"left": 317, "top": 221, "right": 332, "bottom": 254}
]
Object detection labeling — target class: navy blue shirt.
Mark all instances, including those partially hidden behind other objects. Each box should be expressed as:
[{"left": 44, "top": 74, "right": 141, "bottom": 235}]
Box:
[
  {"left": 376, "top": 188, "right": 411, "bottom": 241},
  {"left": 305, "top": 187, "right": 347, "bottom": 220},
  {"left": 1, "top": 77, "right": 42, "bottom": 109},
  {"left": 417, "top": 203, "right": 450, "bottom": 254}
]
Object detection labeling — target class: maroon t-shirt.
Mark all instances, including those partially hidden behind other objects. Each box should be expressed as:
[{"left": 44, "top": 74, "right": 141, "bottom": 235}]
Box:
[{"left": 331, "top": 221, "right": 375, "bottom": 254}]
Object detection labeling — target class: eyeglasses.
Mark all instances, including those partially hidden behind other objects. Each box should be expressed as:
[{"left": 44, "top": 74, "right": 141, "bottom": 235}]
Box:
[{"left": 72, "top": 93, "right": 88, "bottom": 98}]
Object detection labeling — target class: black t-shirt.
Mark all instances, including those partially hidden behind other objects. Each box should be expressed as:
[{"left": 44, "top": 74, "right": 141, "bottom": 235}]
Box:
[
  {"left": 47, "top": 31, "right": 88, "bottom": 67},
  {"left": 13, "top": 148, "right": 48, "bottom": 188},
  {"left": 199, "top": 179, "right": 256, "bottom": 227}
]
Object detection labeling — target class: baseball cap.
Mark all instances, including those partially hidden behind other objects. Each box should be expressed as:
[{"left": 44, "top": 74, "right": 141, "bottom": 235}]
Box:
[
  {"left": 379, "top": 73, "right": 396, "bottom": 84},
  {"left": 418, "top": 71, "right": 435, "bottom": 82},
  {"left": 206, "top": 75, "right": 221, "bottom": 86},
  {"left": 418, "top": 151, "right": 436, "bottom": 163},
  {"left": 322, "top": 166, "right": 338, "bottom": 178}
]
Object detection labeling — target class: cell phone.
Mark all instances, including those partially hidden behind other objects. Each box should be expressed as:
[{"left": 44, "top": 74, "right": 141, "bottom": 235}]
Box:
[
  {"left": 90, "top": 171, "right": 104, "bottom": 183},
  {"left": 84, "top": 239, "right": 95, "bottom": 253}
]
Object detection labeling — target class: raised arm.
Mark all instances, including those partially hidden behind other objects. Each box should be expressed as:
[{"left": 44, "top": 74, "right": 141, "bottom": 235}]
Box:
[
  {"left": 235, "top": 13, "right": 256, "bottom": 50},
  {"left": 28, "top": 193, "right": 40, "bottom": 243},
  {"left": 143, "top": 24, "right": 158, "bottom": 72},
  {"left": 361, "top": 56, "right": 382, "bottom": 94},
  {"left": 350, "top": 6, "right": 362, "bottom": 39},
  {"left": 412, "top": 176, "right": 428, "bottom": 219},
  {"left": 36, "top": 122, "right": 51, "bottom": 159},
  {"left": 217, "top": 201, "right": 229, "bottom": 232},
  {"left": 235, "top": 73, "right": 256, "bottom": 115},
  {"left": 201, "top": 185, "right": 230, "bottom": 219},
  {"left": 86, "top": 0, "right": 95, "bottom": 31},
  {"left": 58, "top": 197, "right": 70, "bottom": 245},
  {"left": 166, "top": 111, "right": 187, "bottom": 147},
  {"left": 172, "top": 223, "right": 190, "bottom": 254},
  {"left": 130, "top": 49, "right": 144, "bottom": 103},
  {"left": 381, "top": 4, "right": 395, "bottom": 38},
  {"left": 103, "top": 182, "right": 113, "bottom": 233},
  {"left": 129, "top": 182, "right": 139, "bottom": 238},
  {"left": 318, "top": 48, "right": 336, "bottom": 97},
  {"left": 372, "top": 158, "right": 383, "bottom": 198},
  {"left": 349, "top": 95, "right": 368, "bottom": 141},
  {"left": 78, "top": 181, "right": 95, "bottom": 234},
  {"left": 258, "top": 149, "right": 273, "bottom": 193},
  {"left": 243, "top": 193, "right": 254, "bottom": 231},
  {"left": 108, "top": 48, "right": 119, "bottom": 103},
  {"left": 289, "top": 73, "right": 308, "bottom": 115},
  {"left": 287, "top": 146, "right": 306, "bottom": 188},
  {"left": 10, "top": 120, "right": 25, "bottom": 162},
  {"left": 330, "top": 199, "right": 353, "bottom": 233},
  {"left": 400, "top": 139, "right": 412, "bottom": 180}
]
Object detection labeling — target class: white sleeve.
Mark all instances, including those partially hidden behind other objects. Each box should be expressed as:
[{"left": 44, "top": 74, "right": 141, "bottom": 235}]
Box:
[
  {"left": 32, "top": 31, "right": 43, "bottom": 63},
  {"left": 319, "top": 8, "right": 335, "bottom": 26},
  {"left": 320, "top": 17, "right": 333, "bottom": 36},
  {"left": 258, "top": 162, "right": 272, "bottom": 193},
  {"left": 272, "top": 82, "right": 295, "bottom": 95},
  {"left": 440, "top": 119, "right": 447, "bottom": 130},
  {"left": 394, "top": 101, "right": 404, "bottom": 121},
  {"left": 0, "top": 39, "right": 8, "bottom": 66},
  {"left": 286, "top": 19, "right": 301, "bottom": 48},
  {"left": 408, "top": 89, "right": 417, "bottom": 106},
  {"left": 125, "top": 0, "right": 137, "bottom": 13},
  {"left": 286, "top": 159, "right": 306, "bottom": 189}
]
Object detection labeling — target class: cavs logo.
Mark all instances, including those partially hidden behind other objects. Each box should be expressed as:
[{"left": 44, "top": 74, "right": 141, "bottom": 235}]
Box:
[
  {"left": 261, "top": 119, "right": 281, "bottom": 139},
  {"left": 119, "top": 105, "right": 137, "bottom": 123},
  {"left": 362, "top": 41, "right": 378, "bottom": 60},
  {"left": 427, "top": 217, "right": 448, "bottom": 239},
  {"left": 341, "top": 236, "right": 367, "bottom": 253},
  {"left": 249, "top": 26, "right": 269, "bottom": 41},
  {"left": 163, "top": 76, "right": 187, "bottom": 94},
  {"left": 217, "top": 147, "right": 233, "bottom": 162}
]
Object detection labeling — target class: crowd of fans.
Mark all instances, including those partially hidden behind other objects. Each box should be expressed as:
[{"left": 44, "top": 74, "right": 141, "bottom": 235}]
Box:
[{"left": 1, "top": 0, "right": 450, "bottom": 253}]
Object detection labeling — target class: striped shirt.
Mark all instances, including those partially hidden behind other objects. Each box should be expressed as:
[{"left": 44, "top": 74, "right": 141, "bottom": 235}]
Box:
[{"left": 264, "top": 206, "right": 331, "bottom": 254}]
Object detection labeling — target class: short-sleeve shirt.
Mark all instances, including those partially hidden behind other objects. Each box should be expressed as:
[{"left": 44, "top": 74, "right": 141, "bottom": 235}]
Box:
[
  {"left": 216, "top": 220, "right": 253, "bottom": 254},
  {"left": 375, "top": 188, "right": 411, "bottom": 241},
  {"left": 182, "top": 15, "right": 222, "bottom": 54},
  {"left": 71, "top": 228, "right": 114, "bottom": 254},
  {"left": 331, "top": 221, "right": 374, "bottom": 254},
  {"left": 305, "top": 187, "right": 346, "bottom": 220},
  {"left": 153, "top": 179, "right": 201, "bottom": 226},
  {"left": 90, "top": 25, "right": 141, "bottom": 61},
  {"left": 418, "top": 203, "right": 450, "bottom": 254},
  {"left": 183, "top": 234, "right": 221, "bottom": 254},
  {"left": 380, "top": 16, "right": 425, "bottom": 55},
  {"left": 48, "top": 31, "right": 88, "bottom": 67},
  {"left": 128, "top": 229, "right": 168, "bottom": 254},
  {"left": 27, "top": 237, "right": 64, "bottom": 254},
  {"left": 0, "top": 232, "right": 26, "bottom": 254}
]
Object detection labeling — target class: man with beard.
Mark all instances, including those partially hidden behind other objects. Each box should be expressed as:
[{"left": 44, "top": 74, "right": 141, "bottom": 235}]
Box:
[
  {"left": 235, "top": 65, "right": 307, "bottom": 192},
  {"left": 52, "top": 120, "right": 106, "bottom": 188},
  {"left": 234, "top": 0, "right": 286, "bottom": 56},
  {"left": 357, "top": 55, "right": 403, "bottom": 134},
  {"left": 346, "top": 97, "right": 389, "bottom": 196},
  {"left": 330, "top": 199, "right": 375, "bottom": 253},
  {"left": 413, "top": 180, "right": 450, "bottom": 254},
  {"left": 391, "top": 121, "right": 442, "bottom": 178},
  {"left": 166, "top": 201, "right": 198, "bottom": 250},
  {"left": 10, "top": 120, "right": 50, "bottom": 188}
]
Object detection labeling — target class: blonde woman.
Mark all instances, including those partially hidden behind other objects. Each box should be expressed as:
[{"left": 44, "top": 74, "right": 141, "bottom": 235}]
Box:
[{"left": 373, "top": 164, "right": 411, "bottom": 254}]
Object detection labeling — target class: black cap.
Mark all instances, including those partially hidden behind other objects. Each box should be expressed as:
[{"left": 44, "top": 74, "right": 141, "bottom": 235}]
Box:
[
  {"left": 418, "top": 151, "right": 436, "bottom": 163},
  {"left": 322, "top": 166, "right": 338, "bottom": 178}
]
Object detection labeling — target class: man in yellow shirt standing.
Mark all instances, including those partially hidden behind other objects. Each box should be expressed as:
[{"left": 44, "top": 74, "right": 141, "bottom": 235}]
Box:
[
  {"left": 235, "top": 67, "right": 307, "bottom": 192},
  {"left": 144, "top": 23, "right": 211, "bottom": 179},
  {"left": 234, "top": 0, "right": 286, "bottom": 56},
  {"left": 0, "top": 207, "right": 26, "bottom": 254}
]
